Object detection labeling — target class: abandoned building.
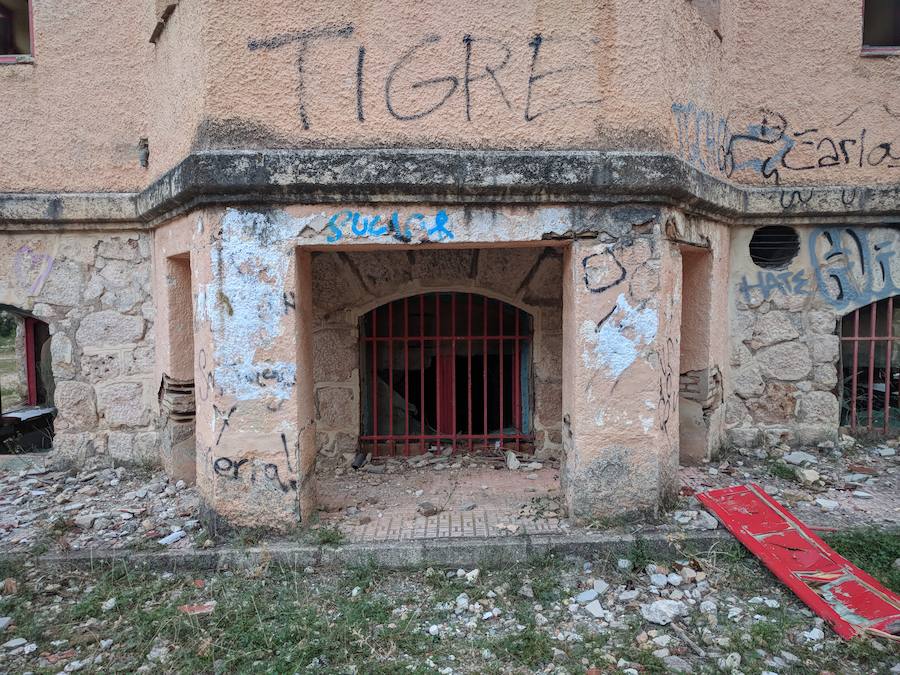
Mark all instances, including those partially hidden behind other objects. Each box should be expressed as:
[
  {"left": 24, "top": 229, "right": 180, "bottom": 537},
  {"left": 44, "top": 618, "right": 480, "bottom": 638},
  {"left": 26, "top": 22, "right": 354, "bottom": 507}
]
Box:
[{"left": 1, "top": 0, "right": 899, "bottom": 529}]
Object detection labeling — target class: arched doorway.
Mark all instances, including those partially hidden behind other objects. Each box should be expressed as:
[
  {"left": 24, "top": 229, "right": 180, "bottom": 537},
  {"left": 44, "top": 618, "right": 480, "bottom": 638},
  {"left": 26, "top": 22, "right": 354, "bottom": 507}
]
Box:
[
  {"left": 359, "top": 292, "right": 533, "bottom": 457},
  {"left": 840, "top": 296, "right": 900, "bottom": 434}
]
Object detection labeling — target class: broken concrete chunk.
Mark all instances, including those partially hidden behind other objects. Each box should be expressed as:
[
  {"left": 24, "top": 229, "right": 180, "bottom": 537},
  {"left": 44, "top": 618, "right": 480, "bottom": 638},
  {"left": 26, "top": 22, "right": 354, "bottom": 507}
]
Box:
[
  {"left": 640, "top": 599, "right": 688, "bottom": 625},
  {"left": 575, "top": 589, "right": 598, "bottom": 604},
  {"left": 505, "top": 451, "right": 520, "bottom": 470},
  {"left": 783, "top": 451, "right": 818, "bottom": 466},
  {"left": 417, "top": 502, "right": 442, "bottom": 517},
  {"left": 795, "top": 468, "right": 820, "bottom": 484},
  {"left": 814, "top": 498, "right": 839, "bottom": 511},
  {"left": 584, "top": 599, "right": 605, "bottom": 618},
  {"left": 157, "top": 530, "right": 186, "bottom": 545}
]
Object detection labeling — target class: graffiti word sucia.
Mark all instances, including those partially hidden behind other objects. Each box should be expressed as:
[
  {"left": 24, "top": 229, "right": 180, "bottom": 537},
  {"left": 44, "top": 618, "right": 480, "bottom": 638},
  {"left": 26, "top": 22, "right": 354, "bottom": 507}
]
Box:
[{"left": 326, "top": 209, "right": 454, "bottom": 243}]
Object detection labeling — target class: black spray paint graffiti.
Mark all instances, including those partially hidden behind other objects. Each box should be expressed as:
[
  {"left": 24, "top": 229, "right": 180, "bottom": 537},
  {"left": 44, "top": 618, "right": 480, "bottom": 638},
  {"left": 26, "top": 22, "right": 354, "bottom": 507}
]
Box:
[
  {"left": 213, "top": 403, "right": 238, "bottom": 446},
  {"left": 248, "top": 24, "right": 602, "bottom": 129},
  {"left": 672, "top": 102, "right": 900, "bottom": 185},
  {"left": 283, "top": 291, "right": 296, "bottom": 314},
  {"left": 658, "top": 337, "right": 676, "bottom": 442},
  {"left": 582, "top": 250, "right": 626, "bottom": 294},
  {"left": 197, "top": 349, "right": 215, "bottom": 402},
  {"left": 213, "top": 432, "right": 305, "bottom": 494}
]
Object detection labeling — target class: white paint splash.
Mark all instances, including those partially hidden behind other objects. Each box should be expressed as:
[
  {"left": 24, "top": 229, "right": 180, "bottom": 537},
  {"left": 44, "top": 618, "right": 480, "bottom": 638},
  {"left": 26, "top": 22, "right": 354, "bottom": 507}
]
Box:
[
  {"left": 209, "top": 209, "right": 296, "bottom": 401},
  {"left": 581, "top": 294, "right": 658, "bottom": 379}
]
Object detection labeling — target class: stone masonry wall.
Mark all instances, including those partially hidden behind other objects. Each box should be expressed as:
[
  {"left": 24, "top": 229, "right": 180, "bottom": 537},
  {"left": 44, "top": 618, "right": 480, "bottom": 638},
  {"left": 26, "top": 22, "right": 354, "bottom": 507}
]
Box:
[
  {"left": 311, "top": 247, "right": 563, "bottom": 464},
  {"left": 0, "top": 232, "right": 159, "bottom": 466},
  {"left": 727, "top": 225, "right": 900, "bottom": 448}
]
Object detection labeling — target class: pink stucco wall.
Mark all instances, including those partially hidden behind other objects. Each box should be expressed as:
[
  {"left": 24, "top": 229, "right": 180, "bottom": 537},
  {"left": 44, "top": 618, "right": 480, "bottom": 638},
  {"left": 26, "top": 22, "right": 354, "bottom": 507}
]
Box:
[{"left": 2, "top": 1, "right": 896, "bottom": 192}]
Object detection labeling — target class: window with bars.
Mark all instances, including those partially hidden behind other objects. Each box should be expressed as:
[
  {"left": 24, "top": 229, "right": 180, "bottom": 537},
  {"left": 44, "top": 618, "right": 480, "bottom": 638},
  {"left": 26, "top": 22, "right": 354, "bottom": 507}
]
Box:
[
  {"left": 840, "top": 296, "right": 900, "bottom": 433},
  {"left": 359, "top": 292, "right": 533, "bottom": 457}
]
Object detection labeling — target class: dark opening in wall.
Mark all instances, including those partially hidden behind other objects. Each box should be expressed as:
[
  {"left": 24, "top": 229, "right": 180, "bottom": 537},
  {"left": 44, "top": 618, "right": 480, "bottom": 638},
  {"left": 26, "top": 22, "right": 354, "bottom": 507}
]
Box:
[
  {"left": 0, "top": 0, "right": 31, "bottom": 57},
  {"left": 863, "top": 0, "right": 900, "bottom": 49},
  {"left": 749, "top": 225, "right": 800, "bottom": 269},
  {"left": 0, "top": 308, "right": 54, "bottom": 453}
]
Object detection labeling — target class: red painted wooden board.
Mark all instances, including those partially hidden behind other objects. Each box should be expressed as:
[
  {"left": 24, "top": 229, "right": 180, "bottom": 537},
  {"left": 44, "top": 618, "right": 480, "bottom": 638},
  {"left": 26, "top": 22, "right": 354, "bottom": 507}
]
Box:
[{"left": 697, "top": 483, "right": 900, "bottom": 641}]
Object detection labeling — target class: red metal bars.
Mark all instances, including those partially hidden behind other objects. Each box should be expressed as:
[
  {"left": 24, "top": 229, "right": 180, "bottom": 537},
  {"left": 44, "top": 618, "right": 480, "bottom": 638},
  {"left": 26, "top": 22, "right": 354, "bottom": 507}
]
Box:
[
  {"left": 23, "top": 317, "right": 37, "bottom": 406},
  {"left": 841, "top": 297, "right": 900, "bottom": 434},
  {"left": 359, "top": 292, "right": 533, "bottom": 457}
]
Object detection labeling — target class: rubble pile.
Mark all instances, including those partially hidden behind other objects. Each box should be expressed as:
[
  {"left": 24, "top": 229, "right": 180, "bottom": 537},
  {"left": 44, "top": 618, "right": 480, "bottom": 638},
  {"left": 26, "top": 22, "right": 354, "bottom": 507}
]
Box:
[{"left": 0, "top": 459, "right": 204, "bottom": 553}]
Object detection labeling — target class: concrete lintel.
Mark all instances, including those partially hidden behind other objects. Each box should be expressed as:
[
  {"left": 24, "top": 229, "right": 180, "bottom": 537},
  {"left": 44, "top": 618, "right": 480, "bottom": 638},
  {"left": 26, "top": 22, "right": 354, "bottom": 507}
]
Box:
[
  {"left": 24, "top": 530, "right": 731, "bottom": 572},
  {"left": 2, "top": 149, "right": 900, "bottom": 227}
]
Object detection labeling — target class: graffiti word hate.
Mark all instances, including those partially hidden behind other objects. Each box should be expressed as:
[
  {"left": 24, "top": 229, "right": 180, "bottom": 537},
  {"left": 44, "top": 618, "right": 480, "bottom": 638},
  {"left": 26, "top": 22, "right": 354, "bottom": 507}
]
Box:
[
  {"left": 326, "top": 209, "right": 454, "bottom": 243},
  {"left": 738, "top": 270, "right": 810, "bottom": 304}
]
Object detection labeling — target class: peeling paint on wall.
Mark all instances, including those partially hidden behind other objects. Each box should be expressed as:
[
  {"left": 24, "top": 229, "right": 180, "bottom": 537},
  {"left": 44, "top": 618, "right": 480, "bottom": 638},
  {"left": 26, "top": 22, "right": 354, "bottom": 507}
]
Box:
[
  {"left": 580, "top": 293, "right": 658, "bottom": 379},
  {"left": 208, "top": 209, "right": 296, "bottom": 401}
]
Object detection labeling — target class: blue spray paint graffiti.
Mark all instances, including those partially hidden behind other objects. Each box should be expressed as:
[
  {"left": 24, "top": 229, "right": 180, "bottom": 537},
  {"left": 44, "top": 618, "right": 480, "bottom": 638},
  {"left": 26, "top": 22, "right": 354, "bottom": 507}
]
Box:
[
  {"left": 738, "top": 269, "right": 810, "bottom": 304},
  {"left": 738, "top": 227, "right": 900, "bottom": 310},
  {"left": 673, "top": 103, "right": 900, "bottom": 186},
  {"left": 810, "top": 227, "right": 900, "bottom": 311},
  {"left": 325, "top": 209, "right": 454, "bottom": 243}
]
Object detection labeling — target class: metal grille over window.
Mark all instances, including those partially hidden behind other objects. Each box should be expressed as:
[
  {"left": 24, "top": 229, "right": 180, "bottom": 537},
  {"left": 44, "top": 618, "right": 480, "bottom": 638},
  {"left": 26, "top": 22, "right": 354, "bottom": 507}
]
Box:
[
  {"left": 749, "top": 225, "right": 800, "bottom": 269},
  {"left": 359, "top": 292, "right": 533, "bottom": 457},
  {"left": 840, "top": 296, "right": 900, "bottom": 434}
]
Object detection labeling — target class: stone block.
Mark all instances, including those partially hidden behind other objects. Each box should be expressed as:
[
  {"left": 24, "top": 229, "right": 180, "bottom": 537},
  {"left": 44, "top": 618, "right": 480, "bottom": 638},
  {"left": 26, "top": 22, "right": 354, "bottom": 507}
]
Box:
[
  {"left": 51, "top": 432, "right": 97, "bottom": 467},
  {"left": 313, "top": 327, "right": 357, "bottom": 382},
  {"left": 756, "top": 342, "right": 811, "bottom": 381},
  {"left": 96, "top": 381, "right": 149, "bottom": 428},
  {"left": 123, "top": 345, "right": 155, "bottom": 375},
  {"left": 315, "top": 387, "right": 355, "bottom": 430},
  {"left": 53, "top": 381, "right": 97, "bottom": 431},
  {"left": 749, "top": 311, "right": 799, "bottom": 348},
  {"left": 812, "top": 364, "right": 838, "bottom": 388},
  {"left": 807, "top": 310, "right": 837, "bottom": 335},
  {"left": 97, "top": 237, "right": 142, "bottom": 261},
  {"left": 80, "top": 352, "right": 121, "bottom": 383},
  {"left": 535, "top": 380, "right": 562, "bottom": 427},
  {"left": 535, "top": 332, "right": 562, "bottom": 382},
  {"left": 521, "top": 251, "right": 563, "bottom": 305},
  {"left": 810, "top": 334, "right": 839, "bottom": 365},
  {"left": 76, "top": 310, "right": 144, "bottom": 346},
  {"left": 797, "top": 391, "right": 839, "bottom": 424},
  {"left": 747, "top": 382, "right": 797, "bottom": 423},
  {"left": 50, "top": 334, "right": 75, "bottom": 379},
  {"left": 38, "top": 259, "right": 85, "bottom": 307},
  {"left": 727, "top": 427, "right": 761, "bottom": 448},
  {"left": 732, "top": 366, "right": 764, "bottom": 399}
]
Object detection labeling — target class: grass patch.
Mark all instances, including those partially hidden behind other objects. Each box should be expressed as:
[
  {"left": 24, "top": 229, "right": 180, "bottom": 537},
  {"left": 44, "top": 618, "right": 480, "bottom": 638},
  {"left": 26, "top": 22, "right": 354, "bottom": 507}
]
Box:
[
  {"left": 314, "top": 525, "right": 345, "bottom": 546},
  {"left": 825, "top": 527, "right": 900, "bottom": 592},
  {"left": 769, "top": 462, "right": 797, "bottom": 481}
]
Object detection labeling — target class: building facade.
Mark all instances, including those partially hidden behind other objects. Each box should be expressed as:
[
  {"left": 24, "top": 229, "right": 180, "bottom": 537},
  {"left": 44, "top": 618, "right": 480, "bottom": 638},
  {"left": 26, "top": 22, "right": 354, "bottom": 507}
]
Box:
[{"left": 1, "top": 0, "right": 899, "bottom": 529}]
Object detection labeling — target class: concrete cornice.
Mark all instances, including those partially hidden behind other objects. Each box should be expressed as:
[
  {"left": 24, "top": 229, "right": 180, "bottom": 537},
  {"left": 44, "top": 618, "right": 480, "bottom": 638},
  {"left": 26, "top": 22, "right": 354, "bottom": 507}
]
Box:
[{"left": 1, "top": 149, "right": 900, "bottom": 230}]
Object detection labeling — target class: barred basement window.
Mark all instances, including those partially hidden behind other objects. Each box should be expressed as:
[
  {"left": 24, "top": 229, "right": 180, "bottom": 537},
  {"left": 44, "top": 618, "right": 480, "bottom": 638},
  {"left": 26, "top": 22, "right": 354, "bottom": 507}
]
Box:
[
  {"left": 749, "top": 225, "right": 800, "bottom": 269},
  {"left": 359, "top": 292, "right": 533, "bottom": 458}
]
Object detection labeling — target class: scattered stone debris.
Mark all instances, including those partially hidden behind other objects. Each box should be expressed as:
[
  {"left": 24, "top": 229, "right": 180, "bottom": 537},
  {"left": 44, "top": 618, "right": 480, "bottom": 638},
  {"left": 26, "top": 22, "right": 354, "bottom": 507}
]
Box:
[{"left": 0, "top": 458, "right": 202, "bottom": 553}]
